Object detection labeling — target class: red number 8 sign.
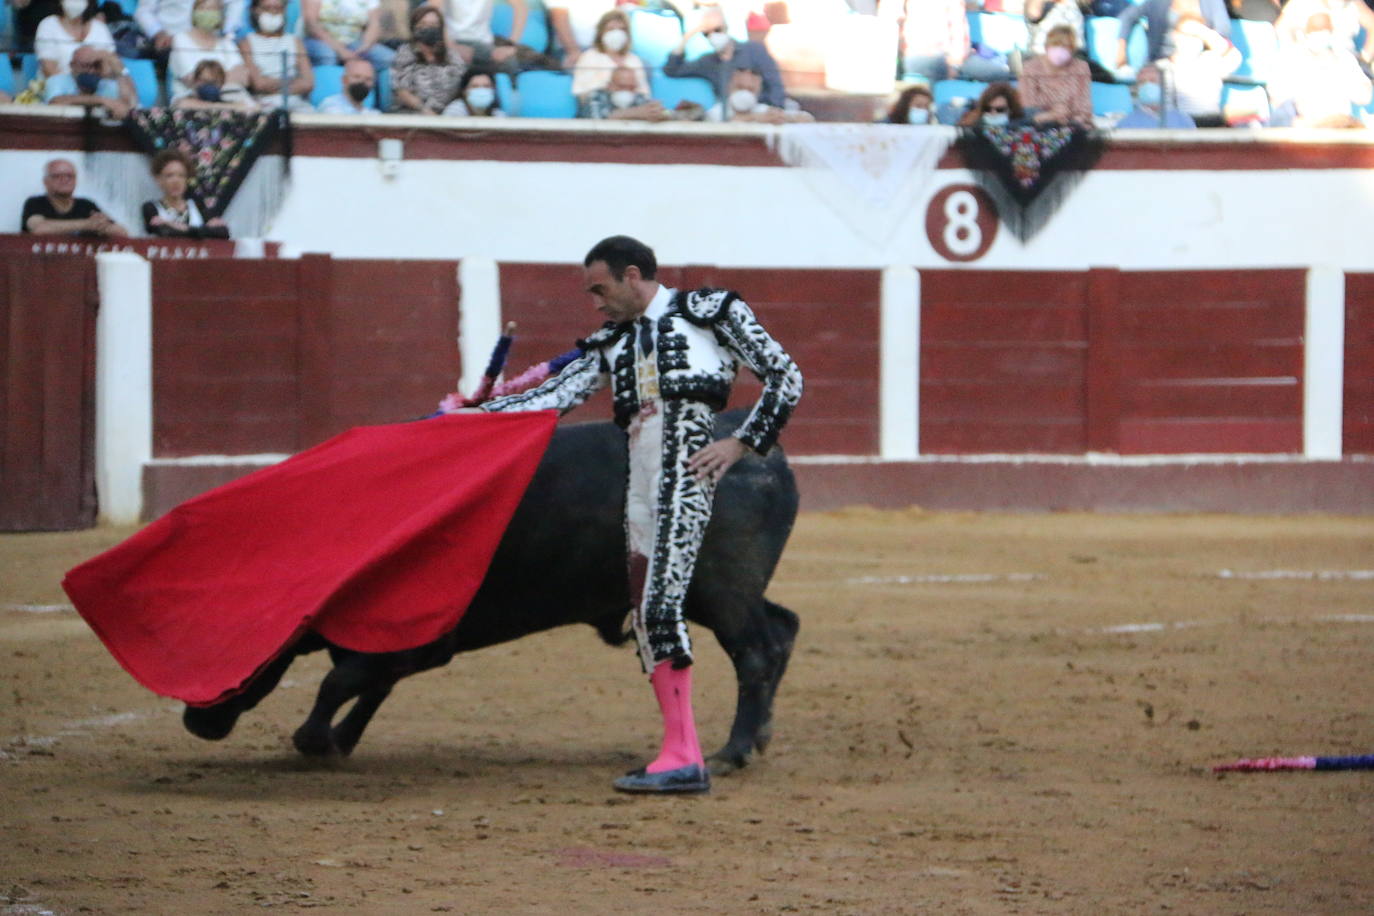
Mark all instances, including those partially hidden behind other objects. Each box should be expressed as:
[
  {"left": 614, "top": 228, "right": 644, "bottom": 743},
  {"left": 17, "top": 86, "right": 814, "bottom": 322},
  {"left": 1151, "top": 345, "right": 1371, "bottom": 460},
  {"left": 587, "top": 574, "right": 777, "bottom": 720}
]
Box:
[{"left": 925, "top": 184, "right": 999, "bottom": 263}]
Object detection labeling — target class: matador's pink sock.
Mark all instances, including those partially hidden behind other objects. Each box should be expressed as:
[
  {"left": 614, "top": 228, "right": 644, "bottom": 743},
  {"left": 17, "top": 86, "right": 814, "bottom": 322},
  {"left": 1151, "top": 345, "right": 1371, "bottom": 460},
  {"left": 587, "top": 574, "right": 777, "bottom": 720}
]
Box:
[{"left": 645, "top": 661, "right": 705, "bottom": 773}]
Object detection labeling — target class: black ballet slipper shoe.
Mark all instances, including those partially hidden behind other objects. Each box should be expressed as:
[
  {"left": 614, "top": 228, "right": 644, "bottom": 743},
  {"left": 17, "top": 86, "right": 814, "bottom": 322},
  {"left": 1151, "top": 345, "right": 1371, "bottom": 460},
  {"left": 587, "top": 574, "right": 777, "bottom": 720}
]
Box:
[{"left": 611, "top": 763, "right": 711, "bottom": 795}]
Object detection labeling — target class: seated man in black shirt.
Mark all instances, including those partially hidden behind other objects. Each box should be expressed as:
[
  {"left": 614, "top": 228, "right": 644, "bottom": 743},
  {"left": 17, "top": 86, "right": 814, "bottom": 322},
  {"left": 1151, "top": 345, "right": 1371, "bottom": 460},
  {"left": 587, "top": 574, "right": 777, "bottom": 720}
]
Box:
[{"left": 21, "top": 158, "right": 129, "bottom": 237}]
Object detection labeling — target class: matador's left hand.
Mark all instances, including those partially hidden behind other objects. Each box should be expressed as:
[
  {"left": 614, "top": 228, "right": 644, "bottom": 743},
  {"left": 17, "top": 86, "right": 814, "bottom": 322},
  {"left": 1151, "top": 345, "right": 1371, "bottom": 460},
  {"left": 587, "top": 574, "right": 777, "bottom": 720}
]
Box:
[{"left": 687, "top": 436, "right": 749, "bottom": 483}]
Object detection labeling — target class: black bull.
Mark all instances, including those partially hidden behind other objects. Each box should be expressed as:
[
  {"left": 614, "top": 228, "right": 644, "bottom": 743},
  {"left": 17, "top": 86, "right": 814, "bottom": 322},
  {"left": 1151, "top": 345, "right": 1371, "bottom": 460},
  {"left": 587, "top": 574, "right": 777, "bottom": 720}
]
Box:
[{"left": 183, "top": 410, "right": 801, "bottom": 773}]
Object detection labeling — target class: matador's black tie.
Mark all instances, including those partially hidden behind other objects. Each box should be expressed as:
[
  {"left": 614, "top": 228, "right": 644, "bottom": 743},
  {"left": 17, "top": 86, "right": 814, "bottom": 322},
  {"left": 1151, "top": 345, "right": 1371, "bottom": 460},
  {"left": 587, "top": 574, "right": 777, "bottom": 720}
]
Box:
[{"left": 639, "top": 316, "right": 654, "bottom": 356}]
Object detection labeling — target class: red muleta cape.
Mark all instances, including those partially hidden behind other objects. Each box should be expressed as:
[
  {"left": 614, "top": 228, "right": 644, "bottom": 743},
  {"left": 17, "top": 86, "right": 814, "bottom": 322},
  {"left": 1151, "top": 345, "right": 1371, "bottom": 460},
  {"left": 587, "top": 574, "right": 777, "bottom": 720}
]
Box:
[{"left": 62, "top": 411, "right": 557, "bottom": 706}]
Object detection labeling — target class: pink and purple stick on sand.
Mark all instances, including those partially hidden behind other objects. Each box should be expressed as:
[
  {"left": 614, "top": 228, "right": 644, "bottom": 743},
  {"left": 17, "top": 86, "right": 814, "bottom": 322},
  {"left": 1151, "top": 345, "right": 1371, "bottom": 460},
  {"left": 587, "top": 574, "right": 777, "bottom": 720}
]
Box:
[{"left": 1213, "top": 754, "right": 1374, "bottom": 772}]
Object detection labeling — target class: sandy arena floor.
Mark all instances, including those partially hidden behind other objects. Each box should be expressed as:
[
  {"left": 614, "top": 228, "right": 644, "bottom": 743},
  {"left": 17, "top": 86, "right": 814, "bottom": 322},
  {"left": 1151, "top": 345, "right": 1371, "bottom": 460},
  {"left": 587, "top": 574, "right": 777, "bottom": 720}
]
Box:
[{"left": 2, "top": 510, "right": 1373, "bottom": 915}]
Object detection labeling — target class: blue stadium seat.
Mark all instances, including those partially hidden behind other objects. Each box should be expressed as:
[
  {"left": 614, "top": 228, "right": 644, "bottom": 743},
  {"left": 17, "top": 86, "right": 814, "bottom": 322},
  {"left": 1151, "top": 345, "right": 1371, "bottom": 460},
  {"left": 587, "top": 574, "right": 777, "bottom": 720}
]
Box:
[
  {"left": 933, "top": 78, "right": 988, "bottom": 108},
  {"left": 650, "top": 73, "right": 714, "bottom": 111},
  {"left": 376, "top": 66, "right": 391, "bottom": 112},
  {"left": 512, "top": 69, "right": 575, "bottom": 117},
  {"left": 1221, "top": 82, "right": 1270, "bottom": 120},
  {"left": 0, "top": 58, "right": 13, "bottom": 97},
  {"left": 1085, "top": 16, "right": 1148, "bottom": 73},
  {"left": 21, "top": 53, "right": 40, "bottom": 85},
  {"left": 630, "top": 8, "right": 684, "bottom": 70},
  {"left": 309, "top": 63, "right": 376, "bottom": 108},
  {"left": 492, "top": 0, "right": 549, "bottom": 53},
  {"left": 1090, "top": 80, "right": 1133, "bottom": 116},
  {"left": 495, "top": 70, "right": 516, "bottom": 111},
  {"left": 1231, "top": 19, "right": 1278, "bottom": 83},
  {"left": 971, "top": 12, "right": 1028, "bottom": 54},
  {"left": 122, "top": 57, "right": 158, "bottom": 107}
]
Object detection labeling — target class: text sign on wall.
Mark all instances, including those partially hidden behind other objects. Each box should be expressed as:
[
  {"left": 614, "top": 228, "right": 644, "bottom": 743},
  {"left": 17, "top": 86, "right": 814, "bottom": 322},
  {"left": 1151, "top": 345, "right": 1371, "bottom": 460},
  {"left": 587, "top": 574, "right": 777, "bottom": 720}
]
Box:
[{"left": 925, "top": 184, "right": 999, "bottom": 263}]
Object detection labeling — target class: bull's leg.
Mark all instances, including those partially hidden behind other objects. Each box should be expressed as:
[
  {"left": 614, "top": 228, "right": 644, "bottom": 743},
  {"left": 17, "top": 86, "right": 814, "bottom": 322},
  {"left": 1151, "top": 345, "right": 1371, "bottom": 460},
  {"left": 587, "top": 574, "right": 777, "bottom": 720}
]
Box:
[
  {"left": 702, "top": 597, "right": 799, "bottom": 775},
  {"left": 183, "top": 647, "right": 300, "bottom": 741},
  {"left": 329, "top": 682, "right": 394, "bottom": 756},
  {"left": 292, "top": 658, "right": 383, "bottom": 756}
]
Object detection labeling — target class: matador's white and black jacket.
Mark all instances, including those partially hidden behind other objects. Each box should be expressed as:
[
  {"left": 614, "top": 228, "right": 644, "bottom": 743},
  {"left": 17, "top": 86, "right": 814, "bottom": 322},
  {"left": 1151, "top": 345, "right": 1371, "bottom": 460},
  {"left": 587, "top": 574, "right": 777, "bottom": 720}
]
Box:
[{"left": 481, "top": 287, "right": 803, "bottom": 454}]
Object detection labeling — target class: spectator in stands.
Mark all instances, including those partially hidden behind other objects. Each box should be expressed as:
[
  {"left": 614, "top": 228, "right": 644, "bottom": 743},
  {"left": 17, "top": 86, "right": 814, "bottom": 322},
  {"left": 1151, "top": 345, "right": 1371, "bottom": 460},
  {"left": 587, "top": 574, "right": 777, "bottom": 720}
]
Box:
[
  {"left": 21, "top": 158, "right": 129, "bottom": 237},
  {"left": 1115, "top": 62, "right": 1197, "bottom": 126},
  {"left": 428, "top": 0, "right": 527, "bottom": 68},
  {"left": 1021, "top": 24, "right": 1093, "bottom": 125},
  {"left": 1229, "top": 0, "right": 1281, "bottom": 24},
  {"left": 1276, "top": 0, "right": 1374, "bottom": 64},
  {"left": 142, "top": 149, "right": 230, "bottom": 238},
  {"left": 1025, "top": 0, "right": 1086, "bottom": 58},
  {"left": 1165, "top": 13, "right": 1240, "bottom": 126},
  {"left": 170, "top": 0, "right": 248, "bottom": 97},
  {"left": 35, "top": 0, "right": 117, "bottom": 77},
  {"left": 446, "top": 66, "right": 506, "bottom": 115},
  {"left": 708, "top": 66, "right": 812, "bottom": 123},
  {"left": 572, "top": 9, "right": 650, "bottom": 102},
  {"left": 957, "top": 81, "right": 1026, "bottom": 126},
  {"left": 664, "top": 5, "right": 787, "bottom": 109},
  {"left": 578, "top": 62, "right": 669, "bottom": 120},
  {"left": 136, "top": 0, "right": 245, "bottom": 63},
  {"left": 391, "top": 5, "right": 466, "bottom": 114},
  {"left": 546, "top": 0, "right": 616, "bottom": 67},
  {"left": 880, "top": 0, "right": 1013, "bottom": 84},
  {"left": 302, "top": 0, "right": 396, "bottom": 71},
  {"left": 42, "top": 43, "right": 137, "bottom": 117},
  {"left": 317, "top": 56, "right": 379, "bottom": 112},
  {"left": 173, "top": 57, "right": 257, "bottom": 108},
  {"left": 1270, "top": 10, "right": 1374, "bottom": 126},
  {"left": 884, "top": 83, "right": 935, "bottom": 124},
  {"left": 1115, "top": 0, "right": 1231, "bottom": 68},
  {"left": 240, "top": 0, "right": 314, "bottom": 110}
]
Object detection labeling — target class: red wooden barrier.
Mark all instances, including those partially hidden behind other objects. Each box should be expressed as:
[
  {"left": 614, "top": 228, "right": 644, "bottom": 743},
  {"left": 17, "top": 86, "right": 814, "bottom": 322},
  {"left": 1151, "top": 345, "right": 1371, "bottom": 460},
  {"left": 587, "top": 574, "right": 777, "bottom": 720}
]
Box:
[
  {"left": 0, "top": 255, "right": 97, "bottom": 530},
  {"left": 152, "top": 255, "right": 460, "bottom": 457},
  {"left": 1345, "top": 273, "right": 1374, "bottom": 454},
  {"left": 920, "top": 268, "right": 1305, "bottom": 455}
]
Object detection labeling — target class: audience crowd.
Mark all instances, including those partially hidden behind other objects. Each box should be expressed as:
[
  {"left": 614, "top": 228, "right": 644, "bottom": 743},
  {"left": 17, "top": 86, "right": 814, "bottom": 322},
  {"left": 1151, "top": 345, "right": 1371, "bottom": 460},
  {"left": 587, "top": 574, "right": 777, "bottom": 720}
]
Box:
[{"left": 6, "top": 0, "right": 1374, "bottom": 134}]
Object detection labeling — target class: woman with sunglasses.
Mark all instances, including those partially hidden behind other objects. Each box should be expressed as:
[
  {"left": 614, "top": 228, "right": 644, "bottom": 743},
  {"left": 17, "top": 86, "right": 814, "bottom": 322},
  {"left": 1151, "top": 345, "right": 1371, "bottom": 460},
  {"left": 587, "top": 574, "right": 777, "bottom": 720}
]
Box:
[{"left": 957, "top": 82, "right": 1026, "bottom": 127}]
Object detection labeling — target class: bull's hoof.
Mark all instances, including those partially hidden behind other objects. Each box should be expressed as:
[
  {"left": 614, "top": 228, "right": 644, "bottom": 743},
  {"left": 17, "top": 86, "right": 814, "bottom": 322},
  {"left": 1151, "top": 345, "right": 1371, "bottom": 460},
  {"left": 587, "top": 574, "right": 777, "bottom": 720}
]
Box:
[
  {"left": 292, "top": 724, "right": 340, "bottom": 757},
  {"left": 707, "top": 745, "right": 752, "bottom": 776},
  {"left": 182, "top": 706, "right": 238, "bottom": 741}
]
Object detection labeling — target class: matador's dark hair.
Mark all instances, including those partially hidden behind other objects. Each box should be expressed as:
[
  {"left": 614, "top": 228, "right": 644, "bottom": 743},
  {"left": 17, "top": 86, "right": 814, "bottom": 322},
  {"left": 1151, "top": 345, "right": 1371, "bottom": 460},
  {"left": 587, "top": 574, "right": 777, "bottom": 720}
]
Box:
[{"left": 584, "top": 235, "right": 657, "bottom": 281}]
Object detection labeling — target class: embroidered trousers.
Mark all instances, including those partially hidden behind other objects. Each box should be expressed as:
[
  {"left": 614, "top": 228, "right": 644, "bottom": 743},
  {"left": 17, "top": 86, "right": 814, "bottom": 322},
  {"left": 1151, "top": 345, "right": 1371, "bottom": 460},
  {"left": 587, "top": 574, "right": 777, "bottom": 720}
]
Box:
[{"left": 624, "top": 398, "right": 718, "bottom": 672}]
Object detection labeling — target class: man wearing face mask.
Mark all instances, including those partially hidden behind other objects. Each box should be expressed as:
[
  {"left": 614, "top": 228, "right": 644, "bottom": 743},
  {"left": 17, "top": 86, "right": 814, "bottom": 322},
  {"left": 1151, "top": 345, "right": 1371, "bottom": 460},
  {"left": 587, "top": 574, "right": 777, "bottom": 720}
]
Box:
[
  {"left": 318, "top": 57, "right": 380, "bottom": 113},
  {"left": 708, "top": 67, "right": 811, "bottom": 123},
  {"left": 1161, "top": 14, "right": 1239, "bottom": 126},
  {"left": 578, "top": 63, "right": 670, "bottom": 121},
  {"left": 663, "top": 6, "right": 786, "bottom": 110},
  {"left": 1116, "top": 62, "right": 1197, "bottom": 127},
  {"left": 1270, "top": 11, "right": 1373, "bottom": 126},
  {"left": 43, "top": 43, "right": 138, "bottom": 118}
]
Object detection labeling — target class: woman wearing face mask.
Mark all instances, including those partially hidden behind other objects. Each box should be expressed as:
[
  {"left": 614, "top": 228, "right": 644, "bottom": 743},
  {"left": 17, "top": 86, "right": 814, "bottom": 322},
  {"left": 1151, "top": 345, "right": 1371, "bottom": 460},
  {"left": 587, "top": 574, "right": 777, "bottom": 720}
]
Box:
[
  {"left": 1020, "top": 24, "right": 1093, "bottom": 126},
  {"left": 35, "top": 0, "right": 117, "bottom": 77},
  {"left": 240, "top": 0, "right": 315, "bottom": 110},
  {"left": 957, "top": 82, "right": 1026, "bottom": 127},
  {"left": 173, "top": 57, "right": 258, "bottom": 109},
  {"left": 571, "top": 9, "right": 649, "bottom": 102},
  {"left": 884, "top": 84, "right": 936, "bottom": 125},
  {"left": 1024, "top": 0, "right": 1086, "bottom": 58},
  {"left": 391, "top": 6, "right": 465, "bottom": 114},
  {"left": 170, "top": 0, "right": 250, "bottom": 99},
  {"left": 447, "top": 67, "right": 506, "bottom": 116},
  {"left": 141, "top": 149, "right": 231, "bottom": 238}
]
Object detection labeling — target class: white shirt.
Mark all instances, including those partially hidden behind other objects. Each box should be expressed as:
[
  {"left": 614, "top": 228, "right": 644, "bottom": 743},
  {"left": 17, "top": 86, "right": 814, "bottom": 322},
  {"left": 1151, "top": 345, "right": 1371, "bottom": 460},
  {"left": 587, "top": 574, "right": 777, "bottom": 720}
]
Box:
[
  {"left": 546, "top": 0, "right": 614, "bottom": 50},
  {"left": 135, "top": 0, "right": 245, "bottom": 41},
  {"left": 440, "top": 0, "right": 494, "bottom": 44},
  {"left": 244, "top": 31, "right": 300, "bottom": 81},
  {"left": 170, "top": 30, "right": 247, "bottom": 94},
  {"left": 34, "top": 16, "right": 115, "bottom": 72},
  {"left": 317, "top": 92, "right": 379, "bottom": 114}
]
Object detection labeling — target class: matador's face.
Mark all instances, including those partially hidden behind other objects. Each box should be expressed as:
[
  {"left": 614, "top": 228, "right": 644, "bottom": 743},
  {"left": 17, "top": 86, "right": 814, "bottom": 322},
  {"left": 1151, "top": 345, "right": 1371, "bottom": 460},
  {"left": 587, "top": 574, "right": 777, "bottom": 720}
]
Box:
[{"left": 583, "top": 260, "right": 645, "bottom": 324}]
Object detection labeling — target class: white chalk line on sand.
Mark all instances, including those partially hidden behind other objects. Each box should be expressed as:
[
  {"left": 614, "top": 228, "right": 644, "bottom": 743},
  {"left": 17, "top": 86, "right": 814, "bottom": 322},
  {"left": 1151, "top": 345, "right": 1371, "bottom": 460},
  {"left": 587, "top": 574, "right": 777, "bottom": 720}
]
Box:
[
  {"left": 1, "top": 708, "right": 172, "bottom": 760},
  {"left": 845, "top": 573, "right": 1048, "bottom": 586},
  {"left": 3, "top": 603, "right": 75, "bottom": 614},
  {"left": 1217, "top": 569, "right": 1374, "bottom": 581},
  {"left": 1093, "top": 614, "right": 1374, "bottom": 635}
]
